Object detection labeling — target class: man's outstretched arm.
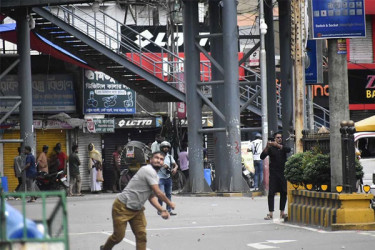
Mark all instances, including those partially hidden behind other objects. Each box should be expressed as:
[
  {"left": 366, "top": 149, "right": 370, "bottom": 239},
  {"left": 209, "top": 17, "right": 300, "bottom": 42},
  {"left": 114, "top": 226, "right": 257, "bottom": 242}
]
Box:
[{"left": 150, "top": 184, "right": 176, "bottom": 210}]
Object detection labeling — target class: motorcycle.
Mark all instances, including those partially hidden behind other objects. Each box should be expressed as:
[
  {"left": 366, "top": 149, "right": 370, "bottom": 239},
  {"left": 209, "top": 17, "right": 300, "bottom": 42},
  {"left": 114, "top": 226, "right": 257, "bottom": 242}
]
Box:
[
  {"left": 242, "top": 163, "right": 254, "bottom": 189},
  {"left": 35, "top": 170, "right": 69, "bottom": 193}
]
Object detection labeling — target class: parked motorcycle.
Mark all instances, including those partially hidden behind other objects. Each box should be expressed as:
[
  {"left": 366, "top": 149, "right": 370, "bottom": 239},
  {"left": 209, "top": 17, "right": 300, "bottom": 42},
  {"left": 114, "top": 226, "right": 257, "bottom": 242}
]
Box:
[
  {"left": 242, "top": 163, "right": 254, "bottom": 189},
  {"left": 35, "top": 170, "right": 69, "bottom": 193}
]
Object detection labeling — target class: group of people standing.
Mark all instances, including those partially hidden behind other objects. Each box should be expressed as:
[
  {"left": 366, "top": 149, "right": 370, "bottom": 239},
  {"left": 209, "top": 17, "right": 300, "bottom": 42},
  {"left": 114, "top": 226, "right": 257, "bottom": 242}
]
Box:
[{"left": 12, "top": 142, "right": 105, "bottom": 200}]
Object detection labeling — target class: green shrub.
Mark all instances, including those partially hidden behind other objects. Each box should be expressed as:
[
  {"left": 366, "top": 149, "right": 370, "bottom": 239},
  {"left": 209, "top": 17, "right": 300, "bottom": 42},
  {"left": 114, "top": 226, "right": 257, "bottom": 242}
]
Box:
[
  {"left": 284, "top": 152, "right": 306, "bottom": 185},
  {"left": 302, "top": 153, "right": 330, "bottom": 187}
]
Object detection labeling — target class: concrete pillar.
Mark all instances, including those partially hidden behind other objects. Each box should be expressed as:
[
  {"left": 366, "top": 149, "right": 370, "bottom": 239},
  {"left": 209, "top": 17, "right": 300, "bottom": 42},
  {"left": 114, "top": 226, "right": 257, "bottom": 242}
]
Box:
[
  {"left": 16, "top": 9, "right": 34, "bottom": 151},
  {"left": 209, "top": 1, "right": 229, "bottom": 191},
  {"left": 279, "top": 0, "right": 294, "bottom": 149},
  {"left": 264, "top": 0, "right": 278, "bottom": 135},
  {"left": 222, "top": 0, "right": 243, "bottom": 191},
  {"left": 328, "top": 39, "right": 349, "bottom": 191},
  {"left": 183, "top": 0, "right": 204, "bottom": 193}
]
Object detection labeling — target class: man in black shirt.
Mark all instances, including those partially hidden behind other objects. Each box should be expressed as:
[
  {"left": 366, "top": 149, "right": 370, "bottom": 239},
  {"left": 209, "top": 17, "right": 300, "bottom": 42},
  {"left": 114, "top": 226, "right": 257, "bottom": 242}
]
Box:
[{"left": 260, "top": 132, "right": 291, "bottom": 220}]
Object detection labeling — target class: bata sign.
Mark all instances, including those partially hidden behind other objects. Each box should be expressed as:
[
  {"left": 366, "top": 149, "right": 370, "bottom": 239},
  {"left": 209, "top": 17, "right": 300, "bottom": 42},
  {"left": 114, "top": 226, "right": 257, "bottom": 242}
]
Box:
[
  {"left": 115, "top": 117, "right": 162, "bottom": 128},
  {"left": 366, "top": 75, "right": 375, "bottom": 98}
]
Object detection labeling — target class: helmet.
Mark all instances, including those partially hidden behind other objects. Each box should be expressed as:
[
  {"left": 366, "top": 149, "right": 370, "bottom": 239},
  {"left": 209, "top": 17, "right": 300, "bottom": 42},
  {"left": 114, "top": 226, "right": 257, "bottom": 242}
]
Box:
[
  {"left": 255, "top": 133, "right": 261, "bottom": 139},
  {"left": 160, "top": 141, "right": 171, "bottom": 150}
]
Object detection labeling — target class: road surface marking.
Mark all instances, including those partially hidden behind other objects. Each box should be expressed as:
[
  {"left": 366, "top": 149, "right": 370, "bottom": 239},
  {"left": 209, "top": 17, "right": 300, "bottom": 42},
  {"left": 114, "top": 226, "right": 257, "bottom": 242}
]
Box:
[
  {"left": 102, "top": 232, "right": 152, "bottom": 250},
  {"left": 247, "top": 240, "right": 297, "bottom": 249},
  {"left": 146, "top": 222, "right": 270, "bottom": 231},
  {"left": 69, "top": 222, "right": 271, "bottom": 236}
]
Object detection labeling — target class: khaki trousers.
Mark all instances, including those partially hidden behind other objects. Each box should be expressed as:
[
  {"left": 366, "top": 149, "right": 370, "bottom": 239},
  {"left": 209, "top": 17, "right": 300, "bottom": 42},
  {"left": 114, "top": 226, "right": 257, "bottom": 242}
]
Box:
[{"left": 103, "top": 199, "right": 147, "bottom": 250}]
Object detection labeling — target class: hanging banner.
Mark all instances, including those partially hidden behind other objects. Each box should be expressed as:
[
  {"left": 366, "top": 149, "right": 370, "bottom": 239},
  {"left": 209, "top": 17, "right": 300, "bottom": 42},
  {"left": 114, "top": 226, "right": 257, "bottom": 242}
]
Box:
[
  {"left": 86, "top": 118, "right": 115, "bottom": 133},
  {"left": 311, "top": 0, "right": 366, "bottom": 39},
  {"left": 176, "top": 72, "right": 186, "bottom": 119},
  {"left": 0, "top": 74, "right": 76, "bottom": 113},
  {"left": 305, "top": 40, "right": 323, "bottom": 85},
  {"left": 83, "top": 70, "right": 136, "bottom": 114}
]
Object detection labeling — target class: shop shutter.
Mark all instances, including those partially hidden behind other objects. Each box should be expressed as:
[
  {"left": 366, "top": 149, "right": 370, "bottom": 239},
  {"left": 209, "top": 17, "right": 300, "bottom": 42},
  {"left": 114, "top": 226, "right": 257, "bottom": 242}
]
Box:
[
  {"left": 2, "top": 130, "right": 21, "bottom": 191},
  {"left": 77, "top": 130, "right": 102, "bottom": 191},
  {"left": 350, "top": 18, "right": 373, "bottom": 63},
  {"left": 36, "top": 129, "right": 67, "bottom": 163}
]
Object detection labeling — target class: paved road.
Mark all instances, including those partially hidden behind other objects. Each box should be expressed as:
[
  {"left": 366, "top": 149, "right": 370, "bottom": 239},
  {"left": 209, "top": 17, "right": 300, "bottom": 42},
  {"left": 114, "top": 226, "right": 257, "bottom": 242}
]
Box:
[{"left": 7, "top": 193, "right": 375, "bottom": 249}]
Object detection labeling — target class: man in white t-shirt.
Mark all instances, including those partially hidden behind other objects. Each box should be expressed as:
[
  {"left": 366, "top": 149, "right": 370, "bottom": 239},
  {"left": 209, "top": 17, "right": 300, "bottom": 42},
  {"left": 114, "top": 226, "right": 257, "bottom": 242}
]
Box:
[
  {"left": 151, "top": 134, "right": 164, "bottom": 153},
  {"left": 101, "top": 151, "right": 175, "bottom": 250},
  {"left": 251, "top": 133, "right": 263, "bottom": 190}
]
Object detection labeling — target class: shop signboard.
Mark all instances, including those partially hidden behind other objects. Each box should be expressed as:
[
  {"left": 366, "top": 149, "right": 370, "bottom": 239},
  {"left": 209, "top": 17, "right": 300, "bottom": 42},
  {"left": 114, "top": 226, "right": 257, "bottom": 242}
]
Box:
[
  {"left": 86, "top": 118, "right": 115, "bottom": 133},
  {"left": 115, "top": 117, "right": 162, "bottom": 128},
  {"left": 311, "top": 0, "right": 366, "bottom": 39},
  {"left": 83, "top": 70, "right": 136, "bottom": 114},
  {"left": 0, "top": 74, "right": 76, "bottom": 113}
]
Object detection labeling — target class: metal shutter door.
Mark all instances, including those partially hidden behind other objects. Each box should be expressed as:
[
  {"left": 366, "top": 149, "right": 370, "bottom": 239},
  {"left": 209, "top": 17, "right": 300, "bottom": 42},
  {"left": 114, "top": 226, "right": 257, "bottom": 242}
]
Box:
[
  {"left": 2, "top": 130, "right": 21, "bottom": 191},
  {"left": 77, "top": 131, "right": 102, "bottom": 191},
  {"left": 36, "top": 129, "right": 67, "bottom": 164},
  {"left": 350, "top": 18, "right": 373, "bottom": 63}
]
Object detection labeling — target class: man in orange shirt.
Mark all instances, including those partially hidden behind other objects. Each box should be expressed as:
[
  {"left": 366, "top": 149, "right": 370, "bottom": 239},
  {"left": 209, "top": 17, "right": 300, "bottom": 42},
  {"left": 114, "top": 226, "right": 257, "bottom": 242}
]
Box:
[{"left": 37, "top": 145, "right": 49, "bottom": 173}]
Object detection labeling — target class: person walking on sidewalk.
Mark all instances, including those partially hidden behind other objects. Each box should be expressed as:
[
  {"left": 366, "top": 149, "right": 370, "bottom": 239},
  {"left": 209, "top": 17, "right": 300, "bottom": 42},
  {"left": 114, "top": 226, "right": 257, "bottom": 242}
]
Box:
[
  {"left": 260, "top": 132, "right": 291, "bottom": 220},
  {"left": 101, "top": 151, "right": 176, "bottom": 250}
]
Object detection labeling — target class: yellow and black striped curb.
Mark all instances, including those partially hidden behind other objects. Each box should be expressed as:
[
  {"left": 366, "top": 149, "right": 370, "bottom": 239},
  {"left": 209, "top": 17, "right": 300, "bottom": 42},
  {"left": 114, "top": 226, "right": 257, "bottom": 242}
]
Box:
[{"left": 289, "top": 190, "right": 375, "bottom": 230}]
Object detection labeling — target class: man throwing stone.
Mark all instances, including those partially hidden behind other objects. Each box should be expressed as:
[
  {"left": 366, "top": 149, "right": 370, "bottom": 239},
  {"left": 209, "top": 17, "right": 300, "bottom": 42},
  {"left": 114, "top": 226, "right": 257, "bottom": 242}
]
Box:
[{"left": 101, "top": 151, "right": 176, "bottom": 250}]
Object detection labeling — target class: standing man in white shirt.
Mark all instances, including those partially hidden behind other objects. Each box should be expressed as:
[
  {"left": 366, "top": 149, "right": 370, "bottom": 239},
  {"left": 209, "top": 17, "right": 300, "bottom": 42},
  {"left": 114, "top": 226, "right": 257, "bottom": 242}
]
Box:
[
  {"left": 151, "top": 134, "right": 164, "bottom": 153},
  {"left": 251, "top": 133, "right": 263, "bottom": 191},
  {"left": 158, "top": 141, "right": 178, "bottom": 215}
]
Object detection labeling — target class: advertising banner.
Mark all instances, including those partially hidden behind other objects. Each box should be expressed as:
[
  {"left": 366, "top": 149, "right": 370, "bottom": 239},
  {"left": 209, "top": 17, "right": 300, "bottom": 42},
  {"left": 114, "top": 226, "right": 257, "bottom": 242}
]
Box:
[
  {"left": 115, "top": 117, "right": 163, "bottom": 129},
  {"left": 305, "top": 40, "right": 323, "bottom": 84},
  {"left": 83, "top": 70, "right": 136, "bottom": 114},
  {"left": 86, "top": 118, "right": 115, "bottom": 133},
  {"left": 0, "top": 74, "right": 76, "bottom": 113},
  {"left": 311, "top": 0, "right": 366, "bottom": 39},
  {"left": 121, "top": 25, "right": 210, "bottom": 53}
]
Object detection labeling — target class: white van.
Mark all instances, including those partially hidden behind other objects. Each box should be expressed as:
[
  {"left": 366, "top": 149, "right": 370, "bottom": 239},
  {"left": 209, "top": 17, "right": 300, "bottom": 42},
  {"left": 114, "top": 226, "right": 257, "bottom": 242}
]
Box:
[{"left": 354, "top": 115, "right": 375, "bottom": 196}]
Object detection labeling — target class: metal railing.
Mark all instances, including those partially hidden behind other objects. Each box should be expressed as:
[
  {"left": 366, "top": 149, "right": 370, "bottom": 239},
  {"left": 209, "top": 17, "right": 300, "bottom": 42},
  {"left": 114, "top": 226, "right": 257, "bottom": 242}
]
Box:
[
  {"left": 313, "top": 103, "right": 330, "bottom": 129},
  {"left": 35, "top": 4, "right": 330, "bottom": 128},
  {"left": 39, "top": 4, "right": 193, "bottom": 88},
  {"left": 239, "top": 65, "right": 282, "bottom": 119}
]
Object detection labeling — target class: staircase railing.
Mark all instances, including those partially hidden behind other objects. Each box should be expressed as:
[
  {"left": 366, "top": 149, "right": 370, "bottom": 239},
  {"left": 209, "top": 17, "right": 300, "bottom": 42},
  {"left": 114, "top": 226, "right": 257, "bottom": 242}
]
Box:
[
  {"left": 240, "top": 65, "right": 282, "bottom": 119},
  {"left": 313, "top": 103, "right": 330, "bottom": 129},
  {"left": 40, "top": 4, "right": 195, "bottom": 88}
]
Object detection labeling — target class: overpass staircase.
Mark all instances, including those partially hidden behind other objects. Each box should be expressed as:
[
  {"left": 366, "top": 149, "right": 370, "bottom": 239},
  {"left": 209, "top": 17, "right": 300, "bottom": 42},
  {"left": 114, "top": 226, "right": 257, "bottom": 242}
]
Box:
[{"left": 28, "top": 4, "right": 329, "bottom": 127}]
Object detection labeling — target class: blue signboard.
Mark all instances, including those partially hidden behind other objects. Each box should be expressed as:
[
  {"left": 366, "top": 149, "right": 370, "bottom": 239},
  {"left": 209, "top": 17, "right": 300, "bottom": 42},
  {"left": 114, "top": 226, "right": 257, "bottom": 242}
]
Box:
[
  {"left": 0, "top": 74, "right": 76, "bottom": 113},
  {"left": 83, "top": 70, "right": 136, "bottom": 114},
  {"left": 305, "top": 40, "right": 324, "bottom": 85},
  {"left": 311, "top": 0, "right": 366, "bottom": 39}
]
